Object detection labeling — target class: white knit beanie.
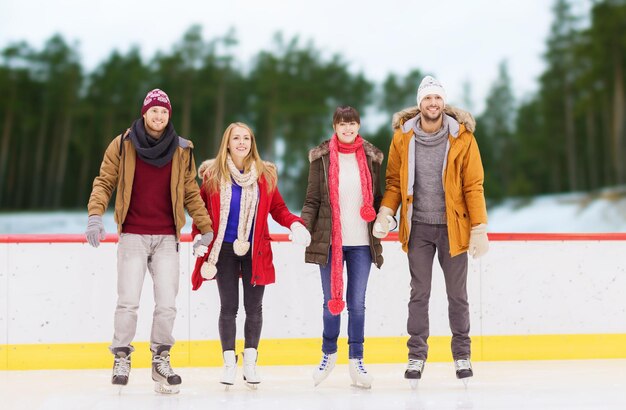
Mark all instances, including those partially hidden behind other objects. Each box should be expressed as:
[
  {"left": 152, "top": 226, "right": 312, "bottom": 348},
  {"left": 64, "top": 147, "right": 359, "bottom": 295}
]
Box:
[{"left": 416, "top": 76, "right": 447, "bottom": 106}]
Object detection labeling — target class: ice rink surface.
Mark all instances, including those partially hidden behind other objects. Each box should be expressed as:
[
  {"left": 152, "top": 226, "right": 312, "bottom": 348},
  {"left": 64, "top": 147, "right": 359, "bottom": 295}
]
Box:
[{"left": 2, "top": 359, "right": 625, "bottom": 410}]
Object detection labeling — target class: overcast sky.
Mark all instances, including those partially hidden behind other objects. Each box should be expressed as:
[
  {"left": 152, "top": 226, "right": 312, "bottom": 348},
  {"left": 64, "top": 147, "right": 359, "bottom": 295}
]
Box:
[{"left": 2, "top": 0, "right": 591, "bottom": 115}]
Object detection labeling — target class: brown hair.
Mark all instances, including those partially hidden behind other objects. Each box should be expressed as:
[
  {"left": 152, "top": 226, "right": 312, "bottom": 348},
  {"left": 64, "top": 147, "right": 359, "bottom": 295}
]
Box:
[
  {"left": 204, "top": 122, "right": 277, "bottom": 194},
  {"left": 332, "top": 105, "right": 360, "bottom": 125}
]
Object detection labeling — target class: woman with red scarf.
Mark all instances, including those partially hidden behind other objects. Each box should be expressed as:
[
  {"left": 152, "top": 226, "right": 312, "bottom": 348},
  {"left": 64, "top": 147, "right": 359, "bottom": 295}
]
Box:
[{"left": 301, "top": 106, "right": 385, "bottom": 389}]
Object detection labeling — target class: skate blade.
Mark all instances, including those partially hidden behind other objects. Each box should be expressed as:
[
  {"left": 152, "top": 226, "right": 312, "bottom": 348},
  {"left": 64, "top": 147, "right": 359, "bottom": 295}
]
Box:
[
  {"left": 112, "top": 385, "right": 125, "bottom": 395},
  {"left": 409, "top": 379, "right": 419, "bottom": 390},
  {"left": 461, "top": 378, "right": 470, "bottom": 387},
  {"left": 350, "top": 382, "right": 372, "bottom": 390},
  {"left": 154, "top": 381, "right": 180, "bottom": 394},
  {"left": 244, "top": 381, "right": 260, "bottom": 390}
]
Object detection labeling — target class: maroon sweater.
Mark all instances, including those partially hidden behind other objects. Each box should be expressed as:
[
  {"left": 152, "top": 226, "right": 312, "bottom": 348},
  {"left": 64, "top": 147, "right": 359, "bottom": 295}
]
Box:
[{"left": 122, "top": 157, "right": 176, "bottom": 235}]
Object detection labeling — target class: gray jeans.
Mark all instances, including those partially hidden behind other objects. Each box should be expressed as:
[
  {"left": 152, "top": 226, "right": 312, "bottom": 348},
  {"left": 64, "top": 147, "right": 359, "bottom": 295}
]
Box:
[
  {"left": 109, "top": 234, "right": 179, "bottom": 354},
  {"left": 406, "top": 222, "right": 470, "bottom": 361}
]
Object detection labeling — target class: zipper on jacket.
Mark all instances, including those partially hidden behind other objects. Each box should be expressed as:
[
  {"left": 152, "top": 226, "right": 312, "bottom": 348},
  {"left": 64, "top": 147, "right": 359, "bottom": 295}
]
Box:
[
  {"left": 441, "top": 139, "right": 451, "bottom": 191},
  {"left": 366, "top": 156, "right": 378, "bottom": 267},
  {"left": 118, "top": 135, "right": 126, "bottom": 225},
  {"left": 251, "top": 185, "right": 261, "bottom": 287},
  {"left": 173, "top": 148, "right": 181, "bottom": 240},
  {"left": 321, "top": 155, "right": 331, "bottom": 265}
]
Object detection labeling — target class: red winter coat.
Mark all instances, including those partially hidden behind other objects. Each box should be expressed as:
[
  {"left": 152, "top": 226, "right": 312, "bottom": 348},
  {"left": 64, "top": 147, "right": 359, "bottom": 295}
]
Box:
[{"left": 191, "top": 172, "right": 303, "bottom": 290}]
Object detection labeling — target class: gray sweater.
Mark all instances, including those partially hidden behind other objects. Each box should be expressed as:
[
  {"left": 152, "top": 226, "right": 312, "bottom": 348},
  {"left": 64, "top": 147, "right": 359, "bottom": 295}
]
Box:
[{"left": 412, "top": 115, "right": 449, "bottom": 225}]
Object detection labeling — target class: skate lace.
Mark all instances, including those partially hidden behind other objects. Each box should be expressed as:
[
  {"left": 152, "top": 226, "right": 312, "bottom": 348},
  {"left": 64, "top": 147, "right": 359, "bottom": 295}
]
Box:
[
  {"left": 113, "top": 356, "right": 130, "bottom": 376},
  {"left": 318, "top": 354, "right": 331, "bottom": 371},
  {"left": 407, "top": 359, "right": 424, "bottom": 372},
  {"left": 455, "top": 359, "right": 471, "bottom": 371},
  {"left": 153, "top": 355, "right": 175, "bottom": 377},
  {"left": 354, "top": 359, "right": 368, "bottom": 374}
]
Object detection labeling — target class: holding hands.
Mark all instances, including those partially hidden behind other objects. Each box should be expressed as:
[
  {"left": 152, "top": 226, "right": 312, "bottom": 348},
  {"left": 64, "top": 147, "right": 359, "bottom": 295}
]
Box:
[
  {"left": 372, "top": 206, "right": 397, "bottom": 239},
  {"left": 289, "top": 222, "right": 311, "bottom": 247},
  {"left": 193, "top": 232, "right": 214, "bottom": 257}
]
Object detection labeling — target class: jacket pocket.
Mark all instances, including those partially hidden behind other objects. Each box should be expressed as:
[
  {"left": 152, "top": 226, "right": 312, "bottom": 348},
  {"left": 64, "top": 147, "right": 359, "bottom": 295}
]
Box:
[{"left": 453, "top": 198, "right": 470, "bottom": 248}]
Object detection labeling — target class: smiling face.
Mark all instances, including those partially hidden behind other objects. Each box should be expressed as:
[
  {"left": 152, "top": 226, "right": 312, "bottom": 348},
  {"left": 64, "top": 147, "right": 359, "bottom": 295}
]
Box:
[
  {"left": 333, "top": 120, "right": 360, "bottom": 144},
  {"left": 142, "top": 106, "right": 170, "bottom": 138},
  {"left": 228, "top": 126, "right": 252, "bottom": 166},
  {"left": 419, "top": 94, "right": 445, "bottom": 123}
]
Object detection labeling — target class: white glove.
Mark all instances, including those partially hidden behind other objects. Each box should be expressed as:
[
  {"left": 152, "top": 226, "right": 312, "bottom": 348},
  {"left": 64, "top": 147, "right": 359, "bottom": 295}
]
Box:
[
  {"left": 468, "top": 223, "right": 489, "bottom": 259},
  {"left": 192, "top": 232, "right": 214, "bottom": 257},
  {"left": 372, "top": 206, "right": 397, "bottom": 239},
  {"left": 289, "top": 222, "right": 311, "bottom": 247},
  {"left": 85, "top": 215, "right": 106, "bottom": 247}
]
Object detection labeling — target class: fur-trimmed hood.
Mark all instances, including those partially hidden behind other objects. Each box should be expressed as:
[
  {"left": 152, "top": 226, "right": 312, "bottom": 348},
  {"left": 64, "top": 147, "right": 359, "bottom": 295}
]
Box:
[
  {"left": 197, "top": 158, "right": 277, "bottom": 180},
  {"left": 308, "top": 138, "right": 384, "bottom": 164},
  {"left": 392, "top": 105, "right": 476, "bottom": 133},
  {"left": 198, "top": 159, "right": 215, "bottom": 180}
]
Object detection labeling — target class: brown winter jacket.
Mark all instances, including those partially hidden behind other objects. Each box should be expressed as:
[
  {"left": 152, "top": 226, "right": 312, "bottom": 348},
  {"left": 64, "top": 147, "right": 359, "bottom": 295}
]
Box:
[
  {"left": 301, "top": 139, "right": 384, "bottom": 268},
  {"left": 381, "top": 106, "right": 487, "bottom": 256},
  {"left": 87, "top": 131, "right": 212, "bottom": 240}
]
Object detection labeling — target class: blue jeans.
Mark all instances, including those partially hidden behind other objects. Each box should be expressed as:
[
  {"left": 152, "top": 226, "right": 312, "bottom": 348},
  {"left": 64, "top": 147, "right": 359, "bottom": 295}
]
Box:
[{"left": 320, "top": 245, "right": 372, "bottom": 359}]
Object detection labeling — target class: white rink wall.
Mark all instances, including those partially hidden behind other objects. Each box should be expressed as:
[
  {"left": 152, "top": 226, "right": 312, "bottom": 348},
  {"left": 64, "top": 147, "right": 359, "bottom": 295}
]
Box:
[{"left": 1, "top": 237, "right": 625, "bottom": 348}]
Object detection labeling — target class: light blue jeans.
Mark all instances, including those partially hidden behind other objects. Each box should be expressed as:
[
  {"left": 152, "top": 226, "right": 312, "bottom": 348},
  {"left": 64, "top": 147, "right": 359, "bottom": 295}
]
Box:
[
  {"left": 110, "top": 234, "right": 179, "bottom": 354},
  {"left": 319, "top": 245, "right": 372, "bottom": 359}
]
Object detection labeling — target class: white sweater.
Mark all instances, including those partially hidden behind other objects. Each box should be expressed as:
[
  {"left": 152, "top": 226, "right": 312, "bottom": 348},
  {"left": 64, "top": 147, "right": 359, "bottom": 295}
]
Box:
[{"left": 338, "top": 153, "right": 370, "bottom": 246}]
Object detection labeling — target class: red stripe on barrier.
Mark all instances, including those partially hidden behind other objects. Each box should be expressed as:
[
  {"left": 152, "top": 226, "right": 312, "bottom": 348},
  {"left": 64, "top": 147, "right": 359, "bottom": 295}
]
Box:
[{"left": 1, "top": 232, "right": 626, "bottom": 243}]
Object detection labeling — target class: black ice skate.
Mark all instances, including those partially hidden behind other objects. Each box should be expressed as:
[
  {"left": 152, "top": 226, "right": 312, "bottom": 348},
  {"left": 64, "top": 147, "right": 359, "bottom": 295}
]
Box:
[
  {"left": 111, "top": 348, "right": 131, "bottom": 386},
  {"left": 454, "top": 358, "right": 473, "bottom": 386},
  {"left": 152, "top": 346, "right": 182, "bottom": 394},
  {"left": 404, "top": 359, "right": 424, "bottom": 390}
]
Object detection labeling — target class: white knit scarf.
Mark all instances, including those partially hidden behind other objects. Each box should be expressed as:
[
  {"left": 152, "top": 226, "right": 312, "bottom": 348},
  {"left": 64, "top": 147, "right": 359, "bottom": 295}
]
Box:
[{"left": 201, "top": 155, "right": 259, "bottom": 279}]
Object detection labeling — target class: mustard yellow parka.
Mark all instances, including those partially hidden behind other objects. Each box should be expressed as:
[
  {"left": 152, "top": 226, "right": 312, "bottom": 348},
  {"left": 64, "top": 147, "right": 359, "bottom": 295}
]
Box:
[{"left": 380, "top": 107, "right": 487, "bottom": 256}]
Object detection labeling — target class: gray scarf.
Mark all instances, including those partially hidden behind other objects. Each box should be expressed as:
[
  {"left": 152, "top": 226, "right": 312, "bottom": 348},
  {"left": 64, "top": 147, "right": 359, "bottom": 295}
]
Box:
[
  {"left": 129, "top": 118, "right": 178, "bottom": 168},
  {"left": 413, "top": 114, "right": 449, "bottom": 146}
]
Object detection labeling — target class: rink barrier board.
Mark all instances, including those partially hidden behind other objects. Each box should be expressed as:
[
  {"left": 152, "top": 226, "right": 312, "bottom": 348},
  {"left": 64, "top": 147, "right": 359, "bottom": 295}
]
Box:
[
  {"left": 1, "top": 233, "right": 626, "bottom": 370},
  {"left": 2, "top": 334, "right": 626, "bottom": 370}
]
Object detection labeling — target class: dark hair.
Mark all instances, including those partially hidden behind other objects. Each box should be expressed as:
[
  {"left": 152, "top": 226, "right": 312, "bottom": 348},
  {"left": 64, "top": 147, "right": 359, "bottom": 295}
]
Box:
[{"left": 332, "top": 105, "right": 360, "bottom": 125}]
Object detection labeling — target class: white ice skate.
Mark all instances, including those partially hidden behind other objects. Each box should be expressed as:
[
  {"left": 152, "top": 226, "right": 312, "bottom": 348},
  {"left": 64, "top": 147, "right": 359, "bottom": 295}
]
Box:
[
  {"left": 242, "top": 347, "right": 261, "bottom": 389},
  {"left": 221, "top": 350, "right": 238, "bottom": 390},
  {"left": 454, "top": 358, "right": 473, "bottom": 386},
  {"left": 152, "top": 347, "right": 182, "bottom": 394},
  {"left": 312, "top": 352, "right": 337, "bottom": 386},
  {"left": 404, "top": 359, "right": 425, "bottom": 390},
  {"left": 111, "top": 349, "right": 131, "bottom": 391},
  {"left": 348, "top": 358, "right": 373, "bottom": 389}
]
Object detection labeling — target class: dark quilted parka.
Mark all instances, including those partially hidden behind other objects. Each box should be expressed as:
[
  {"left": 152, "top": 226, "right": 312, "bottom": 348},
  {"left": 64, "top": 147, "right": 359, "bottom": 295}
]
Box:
[{"left": 301, "top": 139, "right": 384, "bottom": 268}]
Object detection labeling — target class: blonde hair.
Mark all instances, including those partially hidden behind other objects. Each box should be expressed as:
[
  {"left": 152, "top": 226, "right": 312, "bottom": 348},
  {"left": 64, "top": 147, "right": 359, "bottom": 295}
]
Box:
[{"left": 204, "top": 122, "right": 277, "bottom": 193}]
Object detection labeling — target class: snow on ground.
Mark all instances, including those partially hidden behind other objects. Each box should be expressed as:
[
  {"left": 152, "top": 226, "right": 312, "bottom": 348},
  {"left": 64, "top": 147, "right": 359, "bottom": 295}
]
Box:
[
  {"left": 2, "top": 186, "right": 626, "bottom": 234},
  {"left": 487, "top": 186, "right": 626, "bottom": 232}
]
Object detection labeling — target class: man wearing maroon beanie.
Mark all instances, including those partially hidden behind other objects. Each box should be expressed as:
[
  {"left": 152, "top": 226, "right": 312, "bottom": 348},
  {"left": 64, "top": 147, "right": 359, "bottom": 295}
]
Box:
[{"left": 86, "top": 88, "right": 214, "bottom": 393}]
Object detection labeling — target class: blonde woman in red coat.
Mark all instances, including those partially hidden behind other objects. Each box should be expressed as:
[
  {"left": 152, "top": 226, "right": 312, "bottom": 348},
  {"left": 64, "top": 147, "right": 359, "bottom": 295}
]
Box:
[{"left": 191, "top": 122, "right": 310, "bottom": 387}]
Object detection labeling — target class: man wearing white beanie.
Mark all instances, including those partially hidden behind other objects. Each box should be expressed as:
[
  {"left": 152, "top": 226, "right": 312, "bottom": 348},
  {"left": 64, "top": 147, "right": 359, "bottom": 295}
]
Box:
[{"left": 373, "top": 75, "right": 488, "bottom": 385}]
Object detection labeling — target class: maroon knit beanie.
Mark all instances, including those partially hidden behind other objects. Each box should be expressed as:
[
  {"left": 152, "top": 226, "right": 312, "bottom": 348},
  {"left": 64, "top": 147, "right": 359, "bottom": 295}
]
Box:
[{"left": 141, "top": 89, "right": 172, "bottom": 117}]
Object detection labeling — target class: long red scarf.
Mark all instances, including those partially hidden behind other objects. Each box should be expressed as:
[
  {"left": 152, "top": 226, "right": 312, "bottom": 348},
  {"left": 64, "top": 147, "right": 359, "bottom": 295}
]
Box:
[{"left": 327, "top": 134, "right": 376, "bottom": 315}]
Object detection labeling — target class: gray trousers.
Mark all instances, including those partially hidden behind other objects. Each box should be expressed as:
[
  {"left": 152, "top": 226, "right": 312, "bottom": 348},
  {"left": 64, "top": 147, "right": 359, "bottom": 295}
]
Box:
[
  {"left": 407, "top": 222, "right": 470, "bottom": 361},
  {"left": 110, "top": 233, "right": 179, "bottom": 354}
]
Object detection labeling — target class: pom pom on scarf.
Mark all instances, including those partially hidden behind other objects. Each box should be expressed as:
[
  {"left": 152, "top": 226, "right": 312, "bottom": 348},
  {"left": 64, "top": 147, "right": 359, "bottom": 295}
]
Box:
[
  {"left": 201, "top": 262, "right": 218, "bottom": 279},
  {"left": 328, "top": 299, "right": 346, "bottom": 316}
]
